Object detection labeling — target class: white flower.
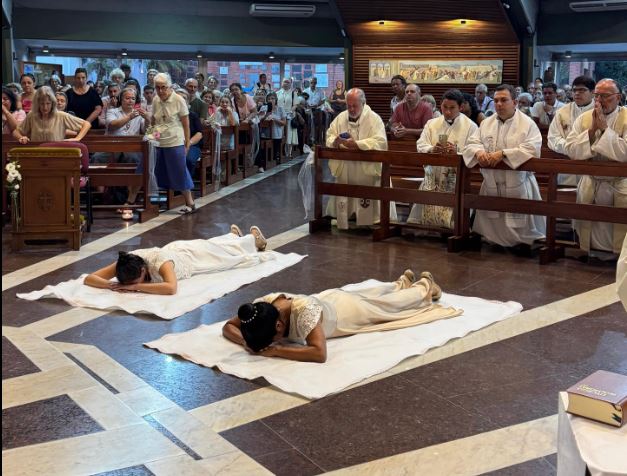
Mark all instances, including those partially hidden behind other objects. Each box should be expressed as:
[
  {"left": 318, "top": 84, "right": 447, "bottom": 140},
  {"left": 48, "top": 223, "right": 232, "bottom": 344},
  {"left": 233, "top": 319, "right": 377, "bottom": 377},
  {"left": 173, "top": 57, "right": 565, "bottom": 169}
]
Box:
[
  {"left": 14, "top": 184, "right": 19, "bottom": 190},
  {"left": 6, "top": 163, "right": 15, "bottom": 172},
  {"left": 14, "top": 172, "right": 21, "bottom": 181},
  {"left": 7, "top": 170, "right": 19, "bottom": 180},
  {"left": 7, "top": 175, "right": 14, "bottom": 183}
]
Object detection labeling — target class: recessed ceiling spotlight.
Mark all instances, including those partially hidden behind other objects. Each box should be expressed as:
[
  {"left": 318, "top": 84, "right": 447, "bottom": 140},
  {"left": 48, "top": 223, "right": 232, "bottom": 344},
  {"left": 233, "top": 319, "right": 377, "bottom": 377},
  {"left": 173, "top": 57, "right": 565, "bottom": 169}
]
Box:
[{"left": 503, "top": 2, "right": 511, "bottom": 9}]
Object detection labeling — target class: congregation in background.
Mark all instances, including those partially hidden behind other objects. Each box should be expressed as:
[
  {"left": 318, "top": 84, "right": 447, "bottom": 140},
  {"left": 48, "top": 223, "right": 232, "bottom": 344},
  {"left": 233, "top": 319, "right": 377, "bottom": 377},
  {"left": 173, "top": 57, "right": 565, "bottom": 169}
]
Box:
[{"left": 2, "top": 61, "right": 626, "bottom": 259}]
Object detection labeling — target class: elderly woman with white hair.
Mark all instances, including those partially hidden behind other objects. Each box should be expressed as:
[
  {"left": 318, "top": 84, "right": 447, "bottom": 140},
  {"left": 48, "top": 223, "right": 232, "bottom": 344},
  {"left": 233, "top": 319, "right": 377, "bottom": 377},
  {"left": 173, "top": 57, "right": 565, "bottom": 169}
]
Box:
[
  {"left": 13, "top": 86, "right": 91, "bottom": 143},
  {"left": 151, "top": 72, "right": 197, "bottom": 214}
]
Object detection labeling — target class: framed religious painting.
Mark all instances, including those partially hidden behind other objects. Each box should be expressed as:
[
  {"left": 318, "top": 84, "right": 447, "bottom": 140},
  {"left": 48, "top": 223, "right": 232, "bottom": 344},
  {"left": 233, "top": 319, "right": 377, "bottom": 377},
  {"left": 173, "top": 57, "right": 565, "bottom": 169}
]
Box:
[
  {"left": 398, "top": 60, "right": 503, "bottom": 84},
  {"left": 368, "top": 60, "right": 394, "bottom": 84}
]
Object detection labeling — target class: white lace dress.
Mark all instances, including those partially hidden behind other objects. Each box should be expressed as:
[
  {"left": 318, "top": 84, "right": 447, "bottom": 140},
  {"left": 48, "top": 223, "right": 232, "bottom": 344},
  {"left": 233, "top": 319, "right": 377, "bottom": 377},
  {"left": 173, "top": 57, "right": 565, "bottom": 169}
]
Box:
[
  {"left": 255, "top": 279, "right": 461, "bottom": 343},
  {"left": 130, "top": 233, "right": 266, "bottom": 283}
]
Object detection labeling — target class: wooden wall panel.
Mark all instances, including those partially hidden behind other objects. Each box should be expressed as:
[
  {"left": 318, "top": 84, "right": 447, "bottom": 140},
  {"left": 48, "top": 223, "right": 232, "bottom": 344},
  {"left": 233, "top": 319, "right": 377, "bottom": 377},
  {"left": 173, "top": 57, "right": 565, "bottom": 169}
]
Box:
[
  {"left": 336, "top": 0, "right": 518, "bottom": 44},
  {"left": 352, "top": 44, "right": 520, "bottom": 122}
]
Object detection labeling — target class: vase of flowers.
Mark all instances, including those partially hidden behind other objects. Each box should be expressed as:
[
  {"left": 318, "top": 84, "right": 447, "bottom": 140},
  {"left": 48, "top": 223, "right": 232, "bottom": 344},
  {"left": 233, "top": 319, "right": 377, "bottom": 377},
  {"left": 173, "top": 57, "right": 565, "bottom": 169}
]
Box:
[{"left": 5, "top": 160, "right": 22, "bottom": 231}]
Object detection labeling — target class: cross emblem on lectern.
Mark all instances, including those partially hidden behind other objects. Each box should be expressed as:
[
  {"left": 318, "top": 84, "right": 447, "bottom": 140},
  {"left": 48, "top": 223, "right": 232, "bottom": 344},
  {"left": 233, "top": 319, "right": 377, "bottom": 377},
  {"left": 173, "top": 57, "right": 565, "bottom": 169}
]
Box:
[{"left": 37, "top": 190, "right": 54, "bottom": 211}]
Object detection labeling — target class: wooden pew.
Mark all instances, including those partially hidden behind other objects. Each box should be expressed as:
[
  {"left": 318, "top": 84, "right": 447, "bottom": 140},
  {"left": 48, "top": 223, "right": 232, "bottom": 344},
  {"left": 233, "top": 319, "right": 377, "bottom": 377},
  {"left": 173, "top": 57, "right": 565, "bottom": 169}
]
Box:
[
  {"left": 312, "top": 147, "right": 464, "bottom": 243},
  {"left": 236, "top": 122, "right": 258, "bottom": 178},
  {"left": 454, "top": 158, "right": 627, "bottom": 263},
  {"left": 2, "top": 136, "right": 159, "bottom": 223}
]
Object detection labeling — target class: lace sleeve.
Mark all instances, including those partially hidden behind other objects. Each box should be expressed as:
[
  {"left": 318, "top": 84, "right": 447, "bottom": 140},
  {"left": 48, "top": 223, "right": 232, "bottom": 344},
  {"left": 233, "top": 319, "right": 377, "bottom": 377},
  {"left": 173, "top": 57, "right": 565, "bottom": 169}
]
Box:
[{"left": 295, "top": 302, "right": 323, "bottom": 340}]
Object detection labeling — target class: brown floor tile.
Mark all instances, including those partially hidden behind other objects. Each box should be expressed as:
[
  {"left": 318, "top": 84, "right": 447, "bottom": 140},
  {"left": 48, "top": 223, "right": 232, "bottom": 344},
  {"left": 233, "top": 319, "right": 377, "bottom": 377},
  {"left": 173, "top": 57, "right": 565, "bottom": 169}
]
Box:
[
  {"left": 260, "top": 374, "right": 497, "bottom": 471},
  {"left": 2, "top": 394, "right": 103, "bottom": 450},
  {"left": 91, "top": 465, "right": 156, "bottom": 476},
  {"left": 254, "top": 449, "right": 324, "bottom": 476},
  {"left": 220, "top": 421, "right": 291, "bottom": 458},
  {"left": 2, "top": 336, "right": 40, "bottom": 380}
]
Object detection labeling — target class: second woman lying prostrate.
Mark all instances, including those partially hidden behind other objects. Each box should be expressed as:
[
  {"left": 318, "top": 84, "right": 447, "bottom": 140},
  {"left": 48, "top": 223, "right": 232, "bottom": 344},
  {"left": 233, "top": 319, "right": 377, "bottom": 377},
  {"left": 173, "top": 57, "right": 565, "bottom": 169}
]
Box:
[
  {"left": 222, "top": 271, "right": 462, "bottom": 363},
  {"left": 84, "top": 225, "right": 267, "bottom": 295}
]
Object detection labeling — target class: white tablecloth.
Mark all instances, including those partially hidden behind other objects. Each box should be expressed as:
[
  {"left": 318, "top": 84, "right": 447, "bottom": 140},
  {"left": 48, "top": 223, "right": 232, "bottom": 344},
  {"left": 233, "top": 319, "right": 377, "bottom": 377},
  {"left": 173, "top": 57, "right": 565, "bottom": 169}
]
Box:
[{"left": 557, "top": 392, "right": 627, "bottom": 476}]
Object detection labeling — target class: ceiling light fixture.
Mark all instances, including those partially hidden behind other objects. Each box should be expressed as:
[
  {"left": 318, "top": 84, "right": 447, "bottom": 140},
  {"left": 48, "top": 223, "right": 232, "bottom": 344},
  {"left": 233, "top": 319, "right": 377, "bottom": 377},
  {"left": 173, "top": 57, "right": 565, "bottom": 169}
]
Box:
[
  {"left": 339, "top": 52, "right": 345, "bottom": 60},
  {"left": 121, "top": 48, "right": 128, "bottom": 56},
  {"left": 564, "top": 50, "right": 572, "bottom": 58},
  {"left": 268, "top": 51, "right": 275, "bottom": 59},
  {"left": 196, "top": 51, "right": 203, "bottom": 58},
  {"left": 502, "top": 2, "right": 511, "bottom": 9},
  {"left": 378, "top": 20, "right": 385, "bottom": 25},
  {"left": 42, "top": 45, "right": 49, "bottom": 53},
  {"left": 460, "top": 19, "right": 467, "bottom": 24}
]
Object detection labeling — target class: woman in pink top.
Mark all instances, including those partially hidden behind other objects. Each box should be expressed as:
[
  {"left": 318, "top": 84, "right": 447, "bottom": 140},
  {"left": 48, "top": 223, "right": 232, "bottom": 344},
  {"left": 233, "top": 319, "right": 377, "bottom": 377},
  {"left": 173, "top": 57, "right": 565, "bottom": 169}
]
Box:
[
  {"left": 201, "top": 90, "right": 217, "bottom": 116},
  {"left": 2, "top": 87, "right": 26, "bottom": 134},
  {"left": 19, "top": 73, "right": 36, "bottom": 113},
  {"left": 229, "top": 82, "right": 256, "bottom": 122}
]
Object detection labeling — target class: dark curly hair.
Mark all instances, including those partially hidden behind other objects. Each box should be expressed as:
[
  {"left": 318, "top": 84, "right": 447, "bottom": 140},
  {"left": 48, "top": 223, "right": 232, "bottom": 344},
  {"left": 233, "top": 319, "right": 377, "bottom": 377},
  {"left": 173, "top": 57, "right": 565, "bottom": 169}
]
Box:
[
  {"left": 2, "top": 87, "right": 18, "bottom": 112},
  {"left": 238, "top": 302, "right": 280, "bottom": 352},
  {"left": 116, "top": 251, "right": 147, "bottom": 284}
]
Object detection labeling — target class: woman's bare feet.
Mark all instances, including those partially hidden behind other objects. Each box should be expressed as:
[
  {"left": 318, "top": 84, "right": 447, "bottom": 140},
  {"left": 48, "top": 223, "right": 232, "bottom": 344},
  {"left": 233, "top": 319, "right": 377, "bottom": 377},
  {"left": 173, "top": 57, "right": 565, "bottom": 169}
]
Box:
[
  {"left": 250, "top": 226, "right": 267, "bottom": 251},
  {"left": 230, "top": 224, "right": 243, "bottom": 237},
  {"left": 419, "top": 271, "right": 442, "bottom": 301}
]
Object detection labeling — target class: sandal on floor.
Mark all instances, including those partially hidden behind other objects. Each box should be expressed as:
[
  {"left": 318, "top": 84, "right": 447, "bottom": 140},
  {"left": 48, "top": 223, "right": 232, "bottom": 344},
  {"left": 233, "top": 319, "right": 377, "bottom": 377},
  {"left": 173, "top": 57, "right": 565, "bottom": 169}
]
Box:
[
  {"left": 230, "top": 224, "right": 243, "bottom": 237},
  {"left": 249, "top": 225, "right": 267, "bottom": 251},
  {"left": 179, "top": 204, "right": 197, "bottom": 215}
]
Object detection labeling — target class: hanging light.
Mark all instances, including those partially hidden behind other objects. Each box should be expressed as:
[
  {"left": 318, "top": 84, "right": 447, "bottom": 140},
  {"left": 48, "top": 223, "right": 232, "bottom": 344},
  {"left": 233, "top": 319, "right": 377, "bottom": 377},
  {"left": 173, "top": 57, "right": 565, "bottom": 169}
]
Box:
[
  {"left": 196, "top": 51, "right": 203, "bottom": 59},
  {"left": 268, "top": 51, "right": 275, "bottom": 59},
  {"left": 564, "top": 51, "right": 572, "bottom": 59},
  {"left": 339, "top": 52, "right": 345, "bottom": 60},
  {"left": 121, "top": 48, "right": 128, "bottom": 56},
  {"left": 42, "top": 45, "right": 50, "bottom": 53}
]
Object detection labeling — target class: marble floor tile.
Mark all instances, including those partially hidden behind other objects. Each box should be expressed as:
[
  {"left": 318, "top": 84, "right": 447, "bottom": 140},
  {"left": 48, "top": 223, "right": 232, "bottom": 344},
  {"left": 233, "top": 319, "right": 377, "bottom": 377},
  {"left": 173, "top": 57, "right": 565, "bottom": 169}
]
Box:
[
  {"left": 145, "top": 451, "right": 273, "bottom": 476},
  {"left": 220, "top": 420, "right": 291, "bottom": 458},
  {"left": 92, "top": 465, "right": 156, "bottom": 476},
  {"left": 116, "top": 386, "right": 176, "bottom": 417},
  {"left": 150, "top": 406, "right": 238, "bottom": 459},
  {"left": 254, "top": 449, "right": 324, "bottom": 476},
  {"left": 326, "top": 415, "right": 557, "bottom": 476},
  {"left": 2, "top": 364, "right": 97, "bottom": 410},
  {"left": 2, "top": 336, "right": 39, "bottom": 380},
  {"left": 2, "top": 394, "right": 104, "bottom": 450},
  {"left": 69, "top": 385, "right": 145, "bottom": 430},
  {"left": 481, "top": 456, "right": 556, "bottom": 475},
  {"left": 2, "top": 327, "right": 73, "bottom": 372},
  {"left": 2, "top": 423, "right": 184, "bottom": 476},
  {"left": 261, "top": 374, "right": 498, "bottom": 471}
]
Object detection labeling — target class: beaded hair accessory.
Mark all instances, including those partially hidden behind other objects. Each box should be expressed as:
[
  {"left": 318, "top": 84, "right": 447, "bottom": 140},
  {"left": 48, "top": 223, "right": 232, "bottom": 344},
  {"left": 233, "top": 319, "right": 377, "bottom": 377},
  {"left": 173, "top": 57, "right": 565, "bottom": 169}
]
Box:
[{"left": 239, "top": 304, "right": 258, "bottom": 324}]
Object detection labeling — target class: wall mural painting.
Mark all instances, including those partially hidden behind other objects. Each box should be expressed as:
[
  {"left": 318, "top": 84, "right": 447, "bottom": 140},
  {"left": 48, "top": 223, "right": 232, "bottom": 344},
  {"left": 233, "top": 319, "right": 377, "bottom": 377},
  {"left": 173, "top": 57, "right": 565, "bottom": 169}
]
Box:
[{"left": 368, "top": 59, "right": 503, "bottom": 84}]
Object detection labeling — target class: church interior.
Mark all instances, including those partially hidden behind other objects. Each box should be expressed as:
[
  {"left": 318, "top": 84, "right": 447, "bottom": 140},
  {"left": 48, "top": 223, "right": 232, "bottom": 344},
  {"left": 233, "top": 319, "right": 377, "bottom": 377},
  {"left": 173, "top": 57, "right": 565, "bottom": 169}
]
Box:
[{"left": 2, "top": 0, "right": 626, "bottom": 475}]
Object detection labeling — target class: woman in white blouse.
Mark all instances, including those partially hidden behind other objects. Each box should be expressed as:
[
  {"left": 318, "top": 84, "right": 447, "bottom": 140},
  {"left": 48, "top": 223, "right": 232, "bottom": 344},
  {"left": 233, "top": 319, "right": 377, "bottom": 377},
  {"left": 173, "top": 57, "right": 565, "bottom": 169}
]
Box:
[{"left": 222, "top": 271, "right": 459, "bottom": 363}]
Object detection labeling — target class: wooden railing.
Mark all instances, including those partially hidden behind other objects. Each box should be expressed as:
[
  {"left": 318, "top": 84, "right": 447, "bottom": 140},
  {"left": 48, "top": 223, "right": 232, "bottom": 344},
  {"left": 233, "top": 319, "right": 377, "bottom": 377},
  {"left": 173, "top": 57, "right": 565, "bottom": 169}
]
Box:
[{"left": 312, "top": 146, "right": 627, "bottom": 263}]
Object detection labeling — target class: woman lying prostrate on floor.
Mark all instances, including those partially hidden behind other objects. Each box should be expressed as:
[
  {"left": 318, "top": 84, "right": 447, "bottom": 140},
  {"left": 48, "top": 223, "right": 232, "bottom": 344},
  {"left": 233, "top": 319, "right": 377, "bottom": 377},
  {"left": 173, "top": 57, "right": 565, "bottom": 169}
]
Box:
[
  {"left": 84, "top": 225, "right": 268, "bottom": 295},
  {"left": 222, "top": 271, "right": 462, "bottom": 363}
]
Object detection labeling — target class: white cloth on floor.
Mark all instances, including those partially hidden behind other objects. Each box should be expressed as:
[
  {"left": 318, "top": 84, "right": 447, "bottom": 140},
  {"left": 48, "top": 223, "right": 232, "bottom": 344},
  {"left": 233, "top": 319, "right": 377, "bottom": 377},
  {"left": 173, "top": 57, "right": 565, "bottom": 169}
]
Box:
[
  {"left": 145, "top": 280, "right": 522, "bottom": 398},
  {"left": 16, "top": 251, "right": 306, "bottom": 320}
]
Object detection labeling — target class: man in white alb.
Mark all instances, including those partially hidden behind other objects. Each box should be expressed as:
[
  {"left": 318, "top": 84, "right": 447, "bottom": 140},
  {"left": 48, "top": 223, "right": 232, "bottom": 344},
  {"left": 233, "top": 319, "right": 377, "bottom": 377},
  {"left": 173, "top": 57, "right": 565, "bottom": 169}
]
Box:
[
  {"left": 563, "top": 78, "right": 627, "bottom": 255},
  {"left": 408, "top": 89, "right": 478, "bottom": 228},
  {"left": 548, "top": 76, "right": 595, "bottom": 186},
  {"left": 463, "top": 84, "right": 545, "bottom": 248},
  {"left": 326, "top": 88, "right": 388, "bottom": 229}
]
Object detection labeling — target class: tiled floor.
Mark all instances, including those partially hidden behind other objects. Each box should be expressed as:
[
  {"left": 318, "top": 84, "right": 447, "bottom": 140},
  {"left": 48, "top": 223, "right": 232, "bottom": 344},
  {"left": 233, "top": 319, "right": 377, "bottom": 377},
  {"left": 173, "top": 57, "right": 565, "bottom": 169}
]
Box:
[{"left": 2, "top": 160, "right": 625, "bottom": 475}]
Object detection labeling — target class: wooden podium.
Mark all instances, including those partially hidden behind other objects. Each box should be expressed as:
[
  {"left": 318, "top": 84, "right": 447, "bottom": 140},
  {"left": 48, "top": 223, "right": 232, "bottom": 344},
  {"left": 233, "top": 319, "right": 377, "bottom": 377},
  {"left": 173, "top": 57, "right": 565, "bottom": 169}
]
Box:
[{"left": 8, "top": 147, "right": 82, "bottom": 251}]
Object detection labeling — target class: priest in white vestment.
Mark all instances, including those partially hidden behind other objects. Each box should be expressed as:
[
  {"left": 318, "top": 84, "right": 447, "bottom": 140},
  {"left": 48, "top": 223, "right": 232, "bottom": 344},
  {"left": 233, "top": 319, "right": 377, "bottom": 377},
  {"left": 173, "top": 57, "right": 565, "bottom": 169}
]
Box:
[
  {"left": 463, "top": 84, "right": 545, "bottom": 247},
  {"left": 325, "top": 88, "right": 390, "bottom": 229},
  {"left": 548, "top": 76, "right": 596, "bottom": 186},
  {"left": 408, "top": 89, "right": 478, "bottom": 228},
  {"left": 563, "top": 78, "right": 627, "bottom": 254}
]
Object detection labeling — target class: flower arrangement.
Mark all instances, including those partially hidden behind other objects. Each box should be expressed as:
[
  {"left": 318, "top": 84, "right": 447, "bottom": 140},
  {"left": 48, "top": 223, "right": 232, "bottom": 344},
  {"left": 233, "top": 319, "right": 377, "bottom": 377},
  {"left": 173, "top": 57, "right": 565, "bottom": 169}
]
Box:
[
  {"left": 5, "top": 160, "right": 22, "bottom": 230},
  {"left": 203, "top": 115, "right": 222, "bottom": 132}
]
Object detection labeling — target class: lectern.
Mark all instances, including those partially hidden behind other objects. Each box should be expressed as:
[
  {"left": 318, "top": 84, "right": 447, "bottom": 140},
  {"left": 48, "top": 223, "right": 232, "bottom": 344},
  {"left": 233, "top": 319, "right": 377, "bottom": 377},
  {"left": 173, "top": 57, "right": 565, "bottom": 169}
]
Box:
[{"left": 7, "top": 147, "right": 82, "bottom": 251}]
